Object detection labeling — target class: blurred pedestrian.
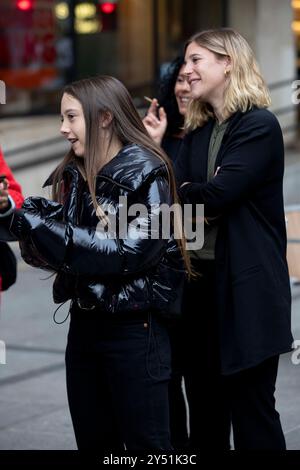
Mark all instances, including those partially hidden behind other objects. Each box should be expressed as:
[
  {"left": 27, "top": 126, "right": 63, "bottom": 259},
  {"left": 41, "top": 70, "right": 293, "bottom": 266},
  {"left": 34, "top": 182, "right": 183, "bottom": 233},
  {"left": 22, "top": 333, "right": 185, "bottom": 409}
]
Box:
[
  {"left": 5, "top": 76, "right": 192, "bottom": 453},
  {"left": 0, "top": 147, "right": 23, "bottom": 213},
  {"left": 0, "top": 148, "right": 24, "bottom": 293},
  {"left": 176, "top": 28, "right": 293, "bottom": 450}
]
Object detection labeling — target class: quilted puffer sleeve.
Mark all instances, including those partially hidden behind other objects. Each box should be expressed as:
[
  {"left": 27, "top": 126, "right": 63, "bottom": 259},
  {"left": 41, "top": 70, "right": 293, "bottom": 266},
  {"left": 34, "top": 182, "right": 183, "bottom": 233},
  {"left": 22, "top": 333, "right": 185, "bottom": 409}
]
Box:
[
  {"left": 10, "top": 174, "right": 172, "bottom": 276},
  {"left": 15, "top": 197, "right": 64, "bottom": 271}
]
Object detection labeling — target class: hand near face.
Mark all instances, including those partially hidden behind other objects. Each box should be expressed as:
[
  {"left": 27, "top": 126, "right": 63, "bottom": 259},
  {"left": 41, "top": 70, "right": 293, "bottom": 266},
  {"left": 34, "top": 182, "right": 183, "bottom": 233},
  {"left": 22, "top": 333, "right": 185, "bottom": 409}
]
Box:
[{"left": 142, "top": 98, "right": 168, "bottom": 146}]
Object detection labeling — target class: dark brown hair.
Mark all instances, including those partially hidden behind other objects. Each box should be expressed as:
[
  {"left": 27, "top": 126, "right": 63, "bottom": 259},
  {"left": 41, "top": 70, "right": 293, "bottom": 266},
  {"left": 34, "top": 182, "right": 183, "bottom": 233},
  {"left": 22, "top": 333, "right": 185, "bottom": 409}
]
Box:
[{"left": 52, "top": 75, "right": 192, "bottom": 276}]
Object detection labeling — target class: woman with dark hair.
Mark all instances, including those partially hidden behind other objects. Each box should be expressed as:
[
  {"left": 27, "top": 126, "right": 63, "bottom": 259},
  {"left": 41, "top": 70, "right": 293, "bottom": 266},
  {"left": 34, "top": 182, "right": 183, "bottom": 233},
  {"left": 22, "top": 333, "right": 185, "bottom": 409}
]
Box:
[
  {"left": 158, "top": 56, "right": 186, "bottom": 156},
  {"left": 143, "top": 56, "right": 191, "bottom": 163},
  {"left": 5, "top": 75, "right": 192, "bottom": 453},
  {"left": 143, "top": 57, "right": 192, "bottom": 451},
  {"left": 176, "top": 28, "right": 293, "bottom": 450}
]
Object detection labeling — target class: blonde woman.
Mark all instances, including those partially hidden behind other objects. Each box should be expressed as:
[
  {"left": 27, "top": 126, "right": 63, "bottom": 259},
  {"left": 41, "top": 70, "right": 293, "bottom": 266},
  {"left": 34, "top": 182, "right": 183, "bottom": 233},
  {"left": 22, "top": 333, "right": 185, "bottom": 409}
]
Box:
[{"left": 175, "top": 29, "right": 293, "bottom": 450}]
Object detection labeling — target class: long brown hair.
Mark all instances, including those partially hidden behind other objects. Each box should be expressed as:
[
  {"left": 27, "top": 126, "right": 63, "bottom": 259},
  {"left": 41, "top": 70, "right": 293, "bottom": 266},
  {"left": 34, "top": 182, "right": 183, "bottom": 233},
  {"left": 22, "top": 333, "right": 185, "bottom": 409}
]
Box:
[{"left": 52, "top": 75, "right": 192, "bottom": 276}]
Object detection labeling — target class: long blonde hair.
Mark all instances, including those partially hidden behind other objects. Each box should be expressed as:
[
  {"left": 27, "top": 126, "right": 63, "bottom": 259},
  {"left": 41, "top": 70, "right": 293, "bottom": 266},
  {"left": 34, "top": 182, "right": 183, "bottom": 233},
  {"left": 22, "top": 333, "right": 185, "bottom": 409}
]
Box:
[
  {"left": 185, "top": 28, "right": 271, "bottom": 130},
  {"left": 52, "top": 76, "right": 192, "bottom": 277}
]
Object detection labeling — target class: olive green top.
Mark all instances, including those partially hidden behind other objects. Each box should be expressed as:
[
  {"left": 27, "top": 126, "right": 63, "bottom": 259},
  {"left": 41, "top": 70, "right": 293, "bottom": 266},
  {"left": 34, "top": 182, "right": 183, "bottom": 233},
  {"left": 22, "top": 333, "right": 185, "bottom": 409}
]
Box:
[{"left": 190, "top": 119, "right": 228, "bottom": 261}]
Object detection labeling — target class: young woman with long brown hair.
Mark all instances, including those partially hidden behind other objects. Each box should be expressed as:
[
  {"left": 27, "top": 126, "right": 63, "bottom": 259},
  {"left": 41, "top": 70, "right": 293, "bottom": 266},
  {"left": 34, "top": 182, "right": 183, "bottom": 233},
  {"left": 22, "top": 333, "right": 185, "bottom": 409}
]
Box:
[{"left": 5, "top": 75, "right": 191, "bottom": 453}]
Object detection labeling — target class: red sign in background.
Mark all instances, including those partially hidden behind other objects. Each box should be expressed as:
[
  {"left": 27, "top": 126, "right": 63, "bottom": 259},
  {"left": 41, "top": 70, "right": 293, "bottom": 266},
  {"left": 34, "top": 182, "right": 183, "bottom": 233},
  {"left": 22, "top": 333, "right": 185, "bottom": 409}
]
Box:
[{"left": 0, "top": 0, "right": 58, "bottom": 89}]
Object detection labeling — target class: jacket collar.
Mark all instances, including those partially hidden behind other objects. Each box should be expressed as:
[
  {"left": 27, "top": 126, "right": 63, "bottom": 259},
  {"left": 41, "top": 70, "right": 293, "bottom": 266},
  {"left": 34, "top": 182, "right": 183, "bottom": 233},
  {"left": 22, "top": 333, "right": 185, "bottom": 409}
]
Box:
[
  {"left": 42, "top": 161, "right": 80, "bottom": 188},
  {"left": 43, "top": 143, "right": 167, "bottom": 192},
  {"left": 98, "top": 143, "right": 167, "bottom": 191}
]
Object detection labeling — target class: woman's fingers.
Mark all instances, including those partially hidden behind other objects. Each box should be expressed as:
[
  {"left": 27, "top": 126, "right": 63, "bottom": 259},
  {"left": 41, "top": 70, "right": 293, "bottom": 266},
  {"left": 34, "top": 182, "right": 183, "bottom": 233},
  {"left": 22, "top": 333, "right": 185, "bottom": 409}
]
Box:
[
  {"left": 158, "top": 107, "right": 167, "bottom": 131},
  {"left": 158, "top": 106, "right": 167, "bottom": 120},
  {"left": 143, "top": 113, "right": 160, "bottom": 128},
  {"left": 144, "top": 114, "right": 158, "bottom": 125},
  {"left": 143, "top": 103, "right": 168, "bottom": 146},
  {"left": 0, "top": 195, "right": 9, "bottom": 209},
  {"left": 0, "top": 179, "right": 8, "bottom": 190},
  {"left": 0, "top": 180, "right": 9, "bottom": 209},
  {"left": 147, "top": 98, "right": 159, "bottom": 117}
]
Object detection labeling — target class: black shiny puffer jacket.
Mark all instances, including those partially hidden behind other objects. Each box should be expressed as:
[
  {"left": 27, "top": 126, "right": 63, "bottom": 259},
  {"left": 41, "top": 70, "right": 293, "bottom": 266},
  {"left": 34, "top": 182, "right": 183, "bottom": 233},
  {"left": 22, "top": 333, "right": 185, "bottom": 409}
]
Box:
[{"left": 13, "top": 144, "right": 185, "bottom": 318}]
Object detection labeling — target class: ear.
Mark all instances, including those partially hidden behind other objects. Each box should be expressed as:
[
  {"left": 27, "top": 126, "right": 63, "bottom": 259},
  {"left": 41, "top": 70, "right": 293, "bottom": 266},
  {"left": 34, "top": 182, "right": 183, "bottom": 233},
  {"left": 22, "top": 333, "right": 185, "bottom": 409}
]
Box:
[
  {"left": 100, "top": 111, "right": 113, "bottom": 129},
  {"left": 223, "top": 55, "right": 232, "bottom": 73}
]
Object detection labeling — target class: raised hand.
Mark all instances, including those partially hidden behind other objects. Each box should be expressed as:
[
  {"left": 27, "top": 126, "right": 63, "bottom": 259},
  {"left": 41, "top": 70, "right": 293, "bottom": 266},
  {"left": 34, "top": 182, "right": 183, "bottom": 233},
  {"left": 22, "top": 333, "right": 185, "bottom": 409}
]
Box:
[{"left": 142, "top": 98, "right": 168, "bottom": 146}]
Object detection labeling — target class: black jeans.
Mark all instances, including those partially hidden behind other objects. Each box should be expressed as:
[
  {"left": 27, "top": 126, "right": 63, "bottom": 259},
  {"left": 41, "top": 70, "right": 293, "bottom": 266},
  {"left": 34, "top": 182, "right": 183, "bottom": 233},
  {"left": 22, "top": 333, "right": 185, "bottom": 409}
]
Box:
[
  {"left": 167, "top": 322, "right": 189, "bottom": 451},
  {"left": 65, "top": 304, "right": 172, "bottom": 453},
  {"left": 182, "top": 260, "right": 285, "bottom": 451},
  {"left": 182, "top": 260, "right": 231, "bottom": 451}
]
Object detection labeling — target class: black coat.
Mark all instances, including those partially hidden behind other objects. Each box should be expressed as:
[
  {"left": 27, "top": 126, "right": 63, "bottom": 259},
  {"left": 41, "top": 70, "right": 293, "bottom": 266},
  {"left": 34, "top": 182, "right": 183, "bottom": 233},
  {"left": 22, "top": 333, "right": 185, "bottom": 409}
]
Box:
[
  {"left": 11, "top": 144, "right": 184, "bottom": 318},
  {"left": 175, "top": 107, "right": 293, "bottom": 375}
]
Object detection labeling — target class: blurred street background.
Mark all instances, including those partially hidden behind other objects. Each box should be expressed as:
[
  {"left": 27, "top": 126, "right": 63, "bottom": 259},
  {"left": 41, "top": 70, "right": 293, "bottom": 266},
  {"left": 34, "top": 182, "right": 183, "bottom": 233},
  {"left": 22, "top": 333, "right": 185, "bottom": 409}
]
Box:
[{"left": 0, "top": 0, "right": 300, "bottom": 451}]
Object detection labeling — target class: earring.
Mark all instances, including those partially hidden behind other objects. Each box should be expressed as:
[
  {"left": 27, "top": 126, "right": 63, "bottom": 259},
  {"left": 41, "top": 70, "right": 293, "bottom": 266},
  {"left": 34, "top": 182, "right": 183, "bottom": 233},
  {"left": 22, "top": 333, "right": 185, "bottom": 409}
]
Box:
[{"left": 224, "top": 69, "right": 229, "bottom": 77}]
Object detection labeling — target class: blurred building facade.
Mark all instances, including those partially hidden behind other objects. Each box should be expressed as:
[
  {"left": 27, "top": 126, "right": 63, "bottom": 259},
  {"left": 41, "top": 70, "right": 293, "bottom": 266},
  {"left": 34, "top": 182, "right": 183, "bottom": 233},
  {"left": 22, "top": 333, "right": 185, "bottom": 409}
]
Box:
[{"left": 0, "top": 0, "right": 298, "bottom": 141}]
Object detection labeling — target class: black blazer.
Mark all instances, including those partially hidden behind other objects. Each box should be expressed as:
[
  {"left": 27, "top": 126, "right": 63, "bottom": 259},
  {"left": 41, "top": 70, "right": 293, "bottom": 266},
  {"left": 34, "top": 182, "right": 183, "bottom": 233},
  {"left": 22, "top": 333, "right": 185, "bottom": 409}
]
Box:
[{"left": 175, "top": 107, "right": 293, "bottom": 375}]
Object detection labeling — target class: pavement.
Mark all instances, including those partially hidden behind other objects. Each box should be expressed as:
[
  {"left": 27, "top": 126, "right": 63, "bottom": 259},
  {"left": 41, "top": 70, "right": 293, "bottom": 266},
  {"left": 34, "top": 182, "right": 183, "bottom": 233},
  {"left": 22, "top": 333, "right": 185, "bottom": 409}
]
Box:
[{"left": 0, "top": 115, "right": 299, "bottom": 452}]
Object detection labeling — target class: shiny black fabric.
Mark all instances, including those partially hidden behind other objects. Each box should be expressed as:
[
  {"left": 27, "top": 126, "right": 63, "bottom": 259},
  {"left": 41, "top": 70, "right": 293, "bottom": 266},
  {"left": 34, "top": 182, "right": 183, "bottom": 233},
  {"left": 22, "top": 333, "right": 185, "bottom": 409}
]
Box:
[{"left": 14, "top": 144, "right": 185, "bottom": 317}]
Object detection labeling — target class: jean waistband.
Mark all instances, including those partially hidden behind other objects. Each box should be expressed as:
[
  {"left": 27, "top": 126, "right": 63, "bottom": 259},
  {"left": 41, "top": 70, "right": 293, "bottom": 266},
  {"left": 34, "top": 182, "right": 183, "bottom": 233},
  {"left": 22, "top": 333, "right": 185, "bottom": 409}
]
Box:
[{"left": 71, "top": 300, "right": 150, "bottom": 322}]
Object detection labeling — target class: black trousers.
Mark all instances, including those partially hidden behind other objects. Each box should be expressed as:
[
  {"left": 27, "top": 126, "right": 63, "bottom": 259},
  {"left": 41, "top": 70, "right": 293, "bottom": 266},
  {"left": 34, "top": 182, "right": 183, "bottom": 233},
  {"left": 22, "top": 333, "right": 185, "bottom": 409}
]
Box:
[
  {"left": 65, "top": 304, "right": 172, "bottom": 453},
  {"left": 182, "top": 260, "right": 286, "bottom": 451},
  {"left": 168, "top": 322, "right": 189, "bottom": 450},
  {"left": 226, "top": 354, "right": 285, "bottom": 450}
]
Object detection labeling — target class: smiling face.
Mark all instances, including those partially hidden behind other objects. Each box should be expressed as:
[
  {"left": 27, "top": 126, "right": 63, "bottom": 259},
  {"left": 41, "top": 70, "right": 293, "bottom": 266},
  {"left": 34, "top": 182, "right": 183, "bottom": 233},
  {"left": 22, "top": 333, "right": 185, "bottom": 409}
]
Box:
[
  {"left": 60, "top": 93, "right": 86, "bottom": 157},
  {"left": 184, "top": 41, "right": 230, "bottom": 107},
  {"left": 174, "top": 65, "right": 192, "bottom": 116}
]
